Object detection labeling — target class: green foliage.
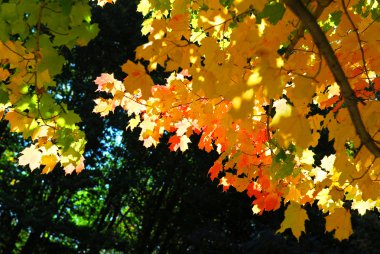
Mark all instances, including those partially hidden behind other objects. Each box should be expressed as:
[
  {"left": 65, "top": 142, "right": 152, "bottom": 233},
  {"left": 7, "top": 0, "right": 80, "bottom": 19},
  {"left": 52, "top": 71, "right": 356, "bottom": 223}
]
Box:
[{"left": 257, "top": 2, "right": 286, "bottom": 24}]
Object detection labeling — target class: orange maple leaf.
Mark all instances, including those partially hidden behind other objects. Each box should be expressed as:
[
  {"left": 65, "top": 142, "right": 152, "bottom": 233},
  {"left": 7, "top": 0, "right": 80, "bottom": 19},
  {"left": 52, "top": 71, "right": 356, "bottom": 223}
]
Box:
[{"left": 208, "top": 161, "right": 222, "bottom": 181}]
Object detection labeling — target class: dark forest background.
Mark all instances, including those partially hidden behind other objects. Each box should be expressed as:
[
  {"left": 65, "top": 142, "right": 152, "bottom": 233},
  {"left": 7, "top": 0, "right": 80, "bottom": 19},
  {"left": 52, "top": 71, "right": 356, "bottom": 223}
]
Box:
[{"left": 1, "top": 1, "right": 380, "bottom": 253}]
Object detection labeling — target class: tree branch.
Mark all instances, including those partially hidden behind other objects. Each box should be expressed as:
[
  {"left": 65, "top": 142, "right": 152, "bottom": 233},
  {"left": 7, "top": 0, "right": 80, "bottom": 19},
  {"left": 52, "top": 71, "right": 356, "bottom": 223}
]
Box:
[
  {"left": 284, "top": 0, "right": 333, "bottom": 60},
  {"left": 283, "top": 0, "right": 380, "bottom": 157}
]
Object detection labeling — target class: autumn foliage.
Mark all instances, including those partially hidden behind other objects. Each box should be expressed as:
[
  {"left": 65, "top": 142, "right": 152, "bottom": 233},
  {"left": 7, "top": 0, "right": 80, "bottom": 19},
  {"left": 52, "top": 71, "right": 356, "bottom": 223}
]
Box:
[{"left": 1, "top": 0, "right": 380, "bottom": 241}]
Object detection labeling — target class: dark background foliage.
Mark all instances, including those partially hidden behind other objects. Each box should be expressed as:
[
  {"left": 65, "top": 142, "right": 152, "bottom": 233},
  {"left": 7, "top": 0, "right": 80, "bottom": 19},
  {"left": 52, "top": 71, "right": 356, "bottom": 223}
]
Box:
[{"left": 1, "top": 1, "right": 380, "bottom": 253}]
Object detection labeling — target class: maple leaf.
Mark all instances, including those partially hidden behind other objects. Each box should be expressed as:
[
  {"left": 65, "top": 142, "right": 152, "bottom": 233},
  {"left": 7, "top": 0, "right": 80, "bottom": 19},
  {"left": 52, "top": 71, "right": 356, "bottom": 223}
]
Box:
[
  {"left": 93, "top": 98, "right": 114, "bottom": 117},
  {"left": 285, "top": 185, "right": 301, "bottom": 203},
  {"left": 277, "top": 202, "right": 309, "bottom": 240},
  {"left": 320, "top": 154, "right": 335, "bottom": 172},
  {"left": 264, "top": 193, "right": 281, "bottom": 211},
  {"left": 121, "top": 61, "right": 154, "bottom": 98},
  {"left": 174, "top": 119, "right": 191, "bottom": 136},
  {"left": 18, "top": 145, "right": 42, "bottom": 171},
  {"left": 351, "top": 200, "right": 376, "bottom": 216},
  {"left": 325, "top": 208, "right": 353, "bottom": 241},
  {"left": 94, "top": 73, "right": 124, "bottom": 95},
  {"left": 63, "top": 164, "right": 76, "bottom": 175},
  {"left": 75, "top": 156, "right": 85, "bottom": 174},
  {"left": 5, "top": 110, "right": 37, "bottom": 135},
  {"left": 41, "top": 154, "right": 59, "bottom": 174},
  {"left": 272, "top": 104, "right": 313, "bottom": 149},
  {"left": 208, "top": 161, "right": 222, "bottom": 181},
  {"left": 127, "top": 115, "right": 141, "bottom": 131},
  {"left": 168, "top": 135, "right": 191, "bottom": 152}
]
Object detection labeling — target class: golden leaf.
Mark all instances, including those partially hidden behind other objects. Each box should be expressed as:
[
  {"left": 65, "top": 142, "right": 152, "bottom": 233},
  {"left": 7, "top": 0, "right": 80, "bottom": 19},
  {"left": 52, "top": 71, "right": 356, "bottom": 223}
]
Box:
[
  {"left": 277, "top": 202, "right": 308, "bottom": 240},
  {"left": 325, "top": 208, "right": 352, "bottom": 241}
]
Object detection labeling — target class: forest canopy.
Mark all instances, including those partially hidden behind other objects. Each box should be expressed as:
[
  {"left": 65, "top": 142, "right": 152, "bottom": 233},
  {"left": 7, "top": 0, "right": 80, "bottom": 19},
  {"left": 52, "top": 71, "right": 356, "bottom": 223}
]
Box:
[{"left": 1, "top": 0, "right": 380, "bottom": 244}]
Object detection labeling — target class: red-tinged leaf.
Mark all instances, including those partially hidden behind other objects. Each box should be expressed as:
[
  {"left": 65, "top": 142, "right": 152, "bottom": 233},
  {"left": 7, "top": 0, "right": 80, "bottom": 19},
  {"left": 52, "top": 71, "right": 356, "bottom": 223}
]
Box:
[
  {"left": 353, "top": 80, "right": 368, "bottom": 91},
  {"left": 219, "top": 176, "right": 233, "bottom": 192},
  {"left": 332, "top": 100, "right": 344, "bottom": 113},
  {"left": 258, "top": 174, "right": 271, "bottom": 190},
  {"left": 94, "top": 73, "right": 124, "bottom": 95},
  {"left": 94, "top": 73, "right": 114, "bottom": 91},
  {"left": 257, "top": 128, "right": 269, "bottom": 144},
  {"left": 234, "top": 177, "right": 250, "bottom": 192},
  {"left": 237, "top": 154, "right": 250, "bottom": 172},
  {"left": 252, "top": 195, "right": 266, "bottom": 214},
  {"left": 320, "top": 96, "right": 340, "bottom": 109},
  {"left": 168, "top": 135, "right": 191, "bottom": 152},
  {"left": 75, "top": 156, "right": 85, "bottom": 174},
  {"left": 208, "top": 161, "right": 222, "bottom": 180},
  {"left": 247, "top": 182, "right": 262, "bottom": 198},
  {"left": 199, "top": 132, "right": 213, "bottom": 152},
  {"left": 169, "top": 135, "right": 181, "bottom": 151},
  {"left": 374, "top": 77, "right": 380, "bottom": 91},
  {"left": 264, "top": 193, "right": 281, "bottom": 211},
  {"left": 350, "top": 66, "right": 363, "bottom": 77}
]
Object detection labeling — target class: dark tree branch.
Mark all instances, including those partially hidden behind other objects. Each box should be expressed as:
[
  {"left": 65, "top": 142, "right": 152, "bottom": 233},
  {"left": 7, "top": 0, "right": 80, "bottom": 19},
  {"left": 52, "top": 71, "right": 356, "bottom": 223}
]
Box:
[
  {"left": 284, "top": 0, "right": 333, "bottom": 60},
  {"left": 283, "top": 0, "right": 380, "bottom": 157}
]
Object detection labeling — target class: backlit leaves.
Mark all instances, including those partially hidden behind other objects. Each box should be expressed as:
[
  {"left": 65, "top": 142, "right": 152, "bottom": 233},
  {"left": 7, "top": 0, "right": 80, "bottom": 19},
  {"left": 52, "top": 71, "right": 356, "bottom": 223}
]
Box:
[
  {"left": 89, "top": 0, "right": 380, "bottom": 241},
  {"left": 0, "top": 0, "right": 98, "bottom": 174},
  {"left": 0, "top": 0, "right": 377, "bottom": 243}
]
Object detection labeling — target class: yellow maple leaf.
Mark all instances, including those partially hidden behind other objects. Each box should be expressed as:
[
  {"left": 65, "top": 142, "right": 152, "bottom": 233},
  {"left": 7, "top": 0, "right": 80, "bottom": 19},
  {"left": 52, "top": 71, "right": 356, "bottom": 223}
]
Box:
[
  {"left": 121, "top": 60, "right": 154, "bottom": 98},
  {"left": 285, "top": 185, "right": 301, "bottom": 203},
  {"left": 277, "top": 202, "right": 308, "bottom": 240},
  {"left": 41, "top": 154, "right": 59, "bottom": 174},
  {"left": 5, "top": 110, "right": 31, "bottom": 133},
  {"left": 287, "top": 76, "right": 315, "bottom": 108},
  {"left": 325, "top": 208, "right": 352, "bottom": 241},
  {"left": 127, "top": 114, "right": 141, "bottom": 131},
  {"left": 93, "top": 98, "right": 113, "bottom": 117},
  {"left": 272, "top": 104, "right": 313, "bottom": 149},
  {"left": 351, "top": 199, "right": 376, "bottom": 216}
]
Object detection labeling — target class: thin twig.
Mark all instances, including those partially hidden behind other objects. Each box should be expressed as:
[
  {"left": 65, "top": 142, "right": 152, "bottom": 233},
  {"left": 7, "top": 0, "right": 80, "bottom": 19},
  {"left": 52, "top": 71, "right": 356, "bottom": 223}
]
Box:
[
  {"left": 283, "top": 0, "right": 380, "bottom": 157},
  {"left": 341, "top": 0, "right": 370, "bottom": 82},
  {"left": 284, "top": 0, "right": 333, "bottom": 60}
]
